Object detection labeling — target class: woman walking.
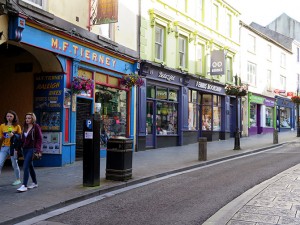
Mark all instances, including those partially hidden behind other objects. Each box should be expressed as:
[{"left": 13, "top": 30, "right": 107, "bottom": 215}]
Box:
[
  {"left": 0, "top": 110, "right": 22, "bottom": 186},
  {"left": 17, "top": 112, "right": 42, "bottom": 192}
]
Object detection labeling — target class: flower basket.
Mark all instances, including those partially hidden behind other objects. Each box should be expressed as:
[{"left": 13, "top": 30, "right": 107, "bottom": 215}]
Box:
[
  {"left": 291, "top": 96, "right": 300, "bottom": 104},
  {"left": 225, "top": 84, "right": 248, "bottom": 96},
  {"left": 120, "top": 73, "right": 144, "bottom": 88},
  {"left": 71, "top": 77, "right": 94, "bottom": 95}
]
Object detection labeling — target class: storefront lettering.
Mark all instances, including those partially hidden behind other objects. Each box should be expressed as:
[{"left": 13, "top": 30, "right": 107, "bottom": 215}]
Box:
[
  {"left": 195, "top": 81, "right": 222, "bottom": 92},
  {"left": 51, "top": 38, "right": 117, "bottom": 68},
  {"left": 158, "top": 72, "right": 175, "bottom": 81},
  {"left": 36, "top": 82, "right": 60, "bottom": 89}
]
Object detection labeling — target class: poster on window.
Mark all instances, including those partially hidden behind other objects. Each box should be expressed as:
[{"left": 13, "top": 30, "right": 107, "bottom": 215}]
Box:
[{"left": 42, "top": 132, "right": 62, "bottom": 154}]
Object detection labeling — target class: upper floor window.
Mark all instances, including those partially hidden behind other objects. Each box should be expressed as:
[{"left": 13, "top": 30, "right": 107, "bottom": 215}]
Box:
[
  {"left": 226, "top": 57, "right": 233, "bottom": 83},
  {"left": 280, "top": 75, "right": 286, "bottom": 91},
  {"left": 248, "top": 35, "right": 256, "bottom": 53},
  {"left": 155, "top": 25, "right": 165, "bottom": 61},
  {"left": 267, "top": 44, "right": 272, "bottom": 60},
  {"left": 196, "top": 44, "right": 204, "bottom": 75},
  {"left": 195, "top": 0, "right": 203, "bottom": 22},
  {"left": 297, "top": 48, "right": 300, "bottom": 63},
  {"left": 22, "top": 0, "right": 45, "bottom": 9},
  {"left": 247, "top": 62, "right": 257, "bottom": 86},
  {"left": 280, "top": 53, "right": 286, "bottom": 68},
  {"left": 99, "top": 24, "right": 114, "bottom": 40},
  {"left": 266, "top": 70, "right": 272, "bottom": 91},
  {"left": 212, "top": 4, "right": 218, "bottom": 30},
  {"left": 179, "top": 36, "right": 187, "bottom": 68},
  {"left": 225, "top": 14, "right": 232, "bottom": 38}
]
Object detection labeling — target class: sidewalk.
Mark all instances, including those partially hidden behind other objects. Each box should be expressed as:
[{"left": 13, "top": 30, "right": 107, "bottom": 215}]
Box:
[{"left": 0, "top": 131, "right": 299, "bottom": 225}]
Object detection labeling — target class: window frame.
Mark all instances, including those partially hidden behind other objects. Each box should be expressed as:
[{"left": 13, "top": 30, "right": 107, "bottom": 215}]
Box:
[
  {"left": 178, "top": 35, "right": 188, "bottom": 69},
  {"left": 266, "top": 70, "right": 272, "bottom": 91},
  {"left": 21, "top": 0, "right": 46, "bottom": 9},
  {"left": 212, "top": 4, "right": 219, "bottom": 31},
  {"left": 247, "top": 61, "right": 257, "bottom": 86},
  {"left": 225, "top": 13, "right": 232, "bottom": 38},
  {"left": 248, "top": 34, "right": 256, "bottom": 53},
  {"left": 280, "top": 53, "right": 286, "bottom": 68},
  {"left": 226, "top": 57, "right": 233, "bottom": 83},
  {"left": 195, "top": 44, "right": 204, "bottom": 75},
  {"left": 155, "top": 25, "right": 165, "bottom": 62}
]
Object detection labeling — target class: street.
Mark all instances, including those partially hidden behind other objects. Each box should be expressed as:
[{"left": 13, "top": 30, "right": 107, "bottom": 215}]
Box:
[{"left": 40, "top": 143, "right": 300, "bottom": 225}]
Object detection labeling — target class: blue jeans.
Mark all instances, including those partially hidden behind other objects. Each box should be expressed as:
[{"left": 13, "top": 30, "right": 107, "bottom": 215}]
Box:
[
  {"left": 22, "top": 148, "right": 37, "bottom": 186},
  {"left": 0, "top": 146, "right": 20, "bottom": 180}
]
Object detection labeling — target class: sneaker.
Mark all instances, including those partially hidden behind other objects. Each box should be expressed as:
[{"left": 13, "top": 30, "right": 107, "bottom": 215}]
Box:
[
  {"left": 27, "top": 183, "right": 38, "bottom": 189},
  {"left": 17, "top": 185, "right": 27, "bottom": 192},
  {"left": 12, "top": 180, "right": 21, "bottom": 186}
]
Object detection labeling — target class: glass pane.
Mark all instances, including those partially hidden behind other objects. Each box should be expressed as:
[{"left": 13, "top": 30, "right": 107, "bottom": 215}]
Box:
[
  {"left": 202, "top": 106, "right": 212, "bottom": 131},
  {"left": 156, "top": 102, "right": 178, "bottom": 135},
  {"left": 100, "top": 88, "right": 127, "bottom": 147},
  {"left": 250, "top": 103, "right": 257, "bottom": 127},
  {"left": 169, "top": 89, "right": 177, "bottom": 101},
  {"left": 265, "top": 107, "right": 273, "bottom": 127},
  {"left": 156, "top": 87, "right": 168, "bottom": 100},
  {"left": 147, "top": 86, "right": 155, "bottom": 98},
  {"left": 192, "top": 90, "right": 197, "bottom": 103},
  {"left": 280, "top": 107, "right": 291, "bottom": 128},
  {"left": 202, "top": 94, "right": 212, "bottom": 105},
  {"left": 213, "top": 95, "right": 221, "bottom": 106},
  {"left": 188, "top": 103, "right": 197, "bottom": 130},
  {"left": 213, "top": 106, "right": 221, "bottom": 131},
  {"left": 146, "top": 101, "right": 154, "bottom": 135}
]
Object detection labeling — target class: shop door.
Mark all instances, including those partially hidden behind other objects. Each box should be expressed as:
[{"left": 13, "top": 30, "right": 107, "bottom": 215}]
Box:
[
  {"left": 146, "top": 101, "right": 155, "bottom": 148},
  {"left": 76, "top": 98, "right": 92, "bottom": 159},
  {"left": 257, "top": 104, "right": 262, "bottom": 134}
]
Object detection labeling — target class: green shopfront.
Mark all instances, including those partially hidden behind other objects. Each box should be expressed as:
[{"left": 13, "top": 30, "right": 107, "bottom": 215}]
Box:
[{"left": 248, "top": 93, "right": 276, "bottom": 135}]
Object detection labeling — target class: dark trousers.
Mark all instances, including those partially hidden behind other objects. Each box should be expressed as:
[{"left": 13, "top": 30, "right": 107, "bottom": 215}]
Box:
[{"left": 22, "top": 148, "right": 37, "bottom": 186}]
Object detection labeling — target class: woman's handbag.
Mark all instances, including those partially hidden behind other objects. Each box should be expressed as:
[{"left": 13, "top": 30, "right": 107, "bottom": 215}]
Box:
[{"left": 33, "top": 152, "right": 42, "bottom": 160}]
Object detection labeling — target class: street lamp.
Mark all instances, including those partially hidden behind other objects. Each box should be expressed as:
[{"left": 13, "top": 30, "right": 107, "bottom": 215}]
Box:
[{"left": 234, "top": 74, "right": 241, "bottom": 150}]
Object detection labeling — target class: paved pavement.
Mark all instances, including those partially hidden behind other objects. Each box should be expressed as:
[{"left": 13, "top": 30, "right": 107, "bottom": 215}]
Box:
[{"left": 0, "top": 130, "right": 300, "bottom": 225}]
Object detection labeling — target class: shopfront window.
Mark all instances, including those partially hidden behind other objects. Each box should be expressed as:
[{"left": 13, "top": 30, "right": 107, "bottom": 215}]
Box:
[
  {"left": 265, "top": 107, "right": 273, "bottom": 127},
  {"left": 280, "top": 107, "right": 291, "bottom": 128},
  {"left": 213, "top": 95, "right": 221, "bottom": 131},
  {"left": 188, "top": 90, "right": 199, "bottom": 130},
  {"left": 156, "top": 102, "right": 177, "bottom": 135},
  {"left": 147, "top": 86, "right": 178, "bottom": 135},
  {"left": 201, "top": 94, "right": 221, "bottom": 131},
  {"left": 95, "top": 87, "right": 127, "bottom": 146},
  {"left": 250, "top": 103, "right": 257, "bottom": 127}
]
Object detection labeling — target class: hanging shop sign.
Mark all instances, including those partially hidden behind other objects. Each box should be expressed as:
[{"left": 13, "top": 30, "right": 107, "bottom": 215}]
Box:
[{"left": 210, "top": 50, "right": 225, "bottom": 75}]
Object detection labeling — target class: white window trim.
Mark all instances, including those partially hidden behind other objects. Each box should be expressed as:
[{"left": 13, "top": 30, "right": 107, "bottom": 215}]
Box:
[{"left": 21, "top": 0, "right": 46, "bottom": 9}]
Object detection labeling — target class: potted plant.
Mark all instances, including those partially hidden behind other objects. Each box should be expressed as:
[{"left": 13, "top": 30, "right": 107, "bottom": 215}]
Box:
[
  {"left": 291, "top": 96, "right": 300, "bottom": 104},
  {"left": 71, "top": 77, "right": 94, "bottom": 95},
  {"left": 120, "top": 73, "right": 144, "bottom": 88},
  {"left": 225, "top": 84, "right": 248, "bottom": 96}
]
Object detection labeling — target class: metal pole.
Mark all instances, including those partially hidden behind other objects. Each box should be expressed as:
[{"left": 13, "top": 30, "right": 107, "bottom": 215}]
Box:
[
  {"left": 297, "top": 103, "right": 300, "bottom": 137},
  {"left": 234, "top": 96, "right": 241, "bottom": 150},
  {"left": 297, "top": 76, "right": 300, "bottom": 137},
  {"left": 234, "top": 74, "right": 241, "bottom": 150}
]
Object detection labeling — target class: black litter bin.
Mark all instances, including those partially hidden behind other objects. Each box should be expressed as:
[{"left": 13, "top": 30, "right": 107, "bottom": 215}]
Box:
[{"left": 106, "top": 137, "right": 133, "bottom": 181}]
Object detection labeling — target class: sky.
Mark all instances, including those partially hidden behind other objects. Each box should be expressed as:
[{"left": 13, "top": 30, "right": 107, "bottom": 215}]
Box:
[{"left": 227, "top": 0, "right": 300, "bottom": 26}]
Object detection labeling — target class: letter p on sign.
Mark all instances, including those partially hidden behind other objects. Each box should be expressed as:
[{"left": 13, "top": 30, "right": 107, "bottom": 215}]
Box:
[{"left": 86, "top": 120, "right": 92, "bottom": 129}]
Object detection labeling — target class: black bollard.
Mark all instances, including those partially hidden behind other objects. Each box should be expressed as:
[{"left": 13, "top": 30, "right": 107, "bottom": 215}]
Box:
[{"left": 198, "top": 137, "right": 207, "bottom": 161}]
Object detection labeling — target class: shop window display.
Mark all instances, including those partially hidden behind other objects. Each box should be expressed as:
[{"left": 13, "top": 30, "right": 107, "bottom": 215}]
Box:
[
  {"left": 156, "top": 102, "right": 177, "bottom": 135},
  {"left": 265, "top": 107, "right": 273, "bottom": 127},
  {"left": 280, "top": 107, "right": 291, "bottom": 128},
  {"left": 95, "top": 87, "right": 127, "bottom": 147},
  {"left": 188, "top": 90, "right": 199, "bottom": 130},
  {"left": 250, "top": 103, "right": 257, "bottom": 127},
  {"left": 201, "top": 94, "right": 221, "bottom": 131}
]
